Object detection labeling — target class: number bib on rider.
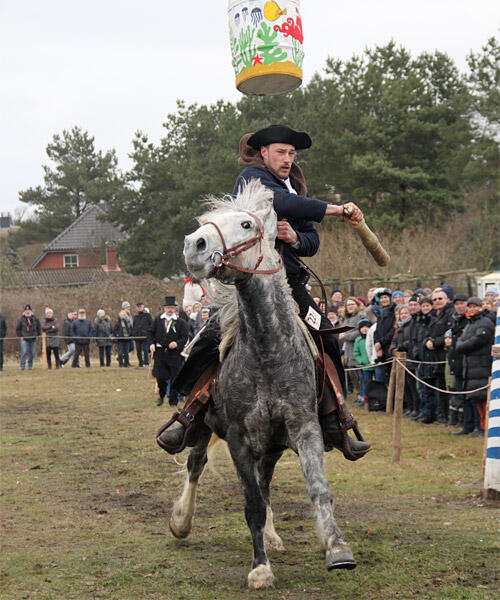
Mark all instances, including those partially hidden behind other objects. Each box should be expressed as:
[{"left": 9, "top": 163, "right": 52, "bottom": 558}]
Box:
[{"left": 305, "top": 306, "right": 322, "bottom": 330}]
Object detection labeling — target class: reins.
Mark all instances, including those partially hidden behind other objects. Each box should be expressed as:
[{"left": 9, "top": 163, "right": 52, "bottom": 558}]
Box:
[
  {"left": 204, "top": 210, "right": 283, "bottom": 276},
  {"left": 291, "top": 249, "right": 329, "bottom": 311}
]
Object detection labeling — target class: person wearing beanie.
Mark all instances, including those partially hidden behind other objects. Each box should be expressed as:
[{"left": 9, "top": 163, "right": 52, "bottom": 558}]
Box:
[
  {"left": 16, "top": 304, "right": 41, "bottom": 370},
  {"left": 353, "top": 318, "right": 374, "bottom": 405},
  {"left": 391, "top": 290, "right": 404, "bottom": 305},
  {"left": 454, "top": 297, "right": 495, "bottom": 436},
  {"left": 440, "top": 284, "right": 455, "bottom": 301}
]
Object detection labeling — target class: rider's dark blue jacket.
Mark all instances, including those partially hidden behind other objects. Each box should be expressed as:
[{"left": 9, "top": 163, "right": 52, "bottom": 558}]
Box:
[{"left": 232, "top": 165, "right": 327, "bottom": 281}]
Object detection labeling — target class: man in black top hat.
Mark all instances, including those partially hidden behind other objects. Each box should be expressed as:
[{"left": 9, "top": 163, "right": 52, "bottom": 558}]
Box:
[
  {"left": 148, "top": 297, "right": 189, "bottom": 407},
  {"left": 161, "top": 125, "right": 370, "bottom": 458}
]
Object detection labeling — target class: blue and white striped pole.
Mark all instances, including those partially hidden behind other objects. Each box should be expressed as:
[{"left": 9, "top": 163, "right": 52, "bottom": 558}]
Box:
[{"left": 484, "top": 306, "right": 500, "bottom": 497}]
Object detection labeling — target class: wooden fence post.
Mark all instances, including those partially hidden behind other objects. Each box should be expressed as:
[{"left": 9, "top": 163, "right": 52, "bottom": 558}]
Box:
[
  {"left": 392, "top": 351, "right": 406, "bottom": 463},
  {"left": 386, "top": 359, "right": 396, "bottom": 413},
  {"left": 41, "top": 332, "right": 47, "bottom": 370}
]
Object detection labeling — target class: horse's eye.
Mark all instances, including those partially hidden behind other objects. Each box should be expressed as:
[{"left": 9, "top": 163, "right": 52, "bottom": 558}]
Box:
[{"left": 241, "top": 221, "right": 252, "bottom": 229}]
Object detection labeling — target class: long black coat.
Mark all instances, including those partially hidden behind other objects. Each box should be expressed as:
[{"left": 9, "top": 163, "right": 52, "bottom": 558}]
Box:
[
  {"left": 0, "top": 314, "right": 7, "bottom": 339},
  {"left": 446, "top": 312, "right": 468, "bottom": 377},
  {"left": 389, "top": 316, "right": 414, "bottom": 358},
  {"left": 373, "top": 303, "right": 396, "bottom": 358},
  {"left": 148, "top": 315, "right": 189, "bottom": 380},
  {"left": 456, "top": 313, "right": 494, "bottom": 402},
  {"left": 406, "top": 313, "right": 421, "bottom": 369},
  {"left": 415, "top": 312, "right": 436, "bottom": 380},
  {"left": 132, "top": 312, "right": 153, "bottom": 339},
  {"left": 422, "top": 303, "right": 455, "bottom": 378},
  {"left": 62, "top": 318, "right": 74, "bottom": 345}
]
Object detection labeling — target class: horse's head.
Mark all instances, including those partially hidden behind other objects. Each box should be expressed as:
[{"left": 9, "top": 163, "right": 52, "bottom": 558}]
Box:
[{"left": 184, "top": 180, "right": 279, "bottom": 283}]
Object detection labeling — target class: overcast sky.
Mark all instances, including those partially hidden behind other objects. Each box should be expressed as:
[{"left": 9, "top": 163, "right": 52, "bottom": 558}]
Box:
[{"left": 1, "top": 0, "right": 498, "bottom": 216}]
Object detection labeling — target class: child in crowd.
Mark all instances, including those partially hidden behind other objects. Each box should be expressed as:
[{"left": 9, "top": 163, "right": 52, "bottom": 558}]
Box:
[{"left": 353, "top": 318, "right": 374, "bottom": 406}]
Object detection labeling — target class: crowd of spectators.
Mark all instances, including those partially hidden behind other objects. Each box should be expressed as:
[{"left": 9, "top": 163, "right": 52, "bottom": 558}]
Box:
[
  {"left": 0, "top": 296, "right": 212, "bottom": 372},
  {"left": 316, "top": 284, "right": 497, "bottom": 437},
  {"left": 0, "top": 279, "right": 497, "bottom": 438}
]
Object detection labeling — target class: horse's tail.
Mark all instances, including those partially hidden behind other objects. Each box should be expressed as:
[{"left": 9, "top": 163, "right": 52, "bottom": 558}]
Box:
[{"left": 206, "top": 433, "right": 231, "bottom": 479}]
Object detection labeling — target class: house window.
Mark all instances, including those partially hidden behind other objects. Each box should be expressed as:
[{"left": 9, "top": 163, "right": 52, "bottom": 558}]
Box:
[{"left": 63, "top": 254, "right": 79, "bottom": 268}]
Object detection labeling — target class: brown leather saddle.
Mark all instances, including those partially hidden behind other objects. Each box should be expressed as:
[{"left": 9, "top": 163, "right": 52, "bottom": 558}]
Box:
[{"left": 156, "top": 323, "right": 365, "bottom": 459}]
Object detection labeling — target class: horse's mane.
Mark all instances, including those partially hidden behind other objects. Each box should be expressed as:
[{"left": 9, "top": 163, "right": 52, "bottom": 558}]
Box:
[
  {"left": 197, "top": 178, "right": 274, "bottom": 225},
  {"left": 197, "top": 179, "right": 298, "bottom": 360}
]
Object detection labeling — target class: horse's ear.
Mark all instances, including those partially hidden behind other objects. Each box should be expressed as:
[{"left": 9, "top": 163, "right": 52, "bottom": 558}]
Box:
[{"left": 254, "top": 205, "right": 277, "bottom": 243}]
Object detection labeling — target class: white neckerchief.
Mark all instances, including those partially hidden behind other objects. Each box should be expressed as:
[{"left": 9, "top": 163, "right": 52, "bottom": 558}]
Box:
[
  {"left": 283, "top": 178, "right": 297, "bottom": 195},
  {"left": 282, "top": 178, "right": 301, "bottom": 249},
  {"left": 161, "top": 312, "right": 177, "bottom": 333},
  {"left": 160, "top": 312, "right": 177, "bottom": 320}
]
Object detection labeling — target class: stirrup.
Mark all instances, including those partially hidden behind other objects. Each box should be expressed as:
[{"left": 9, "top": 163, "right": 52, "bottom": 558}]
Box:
[
  {"left": 156, "top": 413, "right": 194, "bottom": 454},
  {"left": 340, "top": 422, "right": 371, "bottom": 461},
  {"left": 155, "top": 362, "right": 219, "bottom": 454}
]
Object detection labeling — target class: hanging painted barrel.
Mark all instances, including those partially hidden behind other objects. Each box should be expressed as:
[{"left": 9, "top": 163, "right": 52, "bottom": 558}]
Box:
[{"left": 228, "top": 0, "right": 304, "bottom": 95}]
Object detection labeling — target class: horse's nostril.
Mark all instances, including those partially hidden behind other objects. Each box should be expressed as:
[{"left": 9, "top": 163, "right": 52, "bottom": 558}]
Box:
[{"left": 196, "top": 237, "right": 206, "bottom": 252}]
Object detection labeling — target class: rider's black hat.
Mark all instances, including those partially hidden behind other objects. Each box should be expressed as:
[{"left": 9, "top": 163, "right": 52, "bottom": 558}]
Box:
[
  {"left": 247, "top": 125, "right": 312, "bottom": 151},
  {"left": 163, "top": 296, "right": 176, "bottom": 306}
]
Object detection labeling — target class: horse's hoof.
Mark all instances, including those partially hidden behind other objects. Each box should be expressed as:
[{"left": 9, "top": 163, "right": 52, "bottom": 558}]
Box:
[
  {"left": 326, "top": 542, "right": 356, "bottom": 571},
  {"left": 247, "top": 563, "right": 275, "bottom": 589},
  {"left": 169, "top": 516, "right": 190, "bottom": 539}
]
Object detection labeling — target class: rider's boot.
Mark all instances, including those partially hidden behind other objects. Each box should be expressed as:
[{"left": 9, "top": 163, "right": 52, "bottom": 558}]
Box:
[
  {"left": 320, "top": 412, "right": 371, "bottom": 461},
  {"left": 156, "top": 361, "right": 219, "bottom": 455},
  {"left": 157, "top": 413, "right": 205, "bottom": 454}
]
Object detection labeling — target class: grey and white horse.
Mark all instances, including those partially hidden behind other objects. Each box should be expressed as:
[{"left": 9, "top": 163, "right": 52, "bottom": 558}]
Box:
[{"left": 169, "top": 180, "right": 355, "bottom": 589}]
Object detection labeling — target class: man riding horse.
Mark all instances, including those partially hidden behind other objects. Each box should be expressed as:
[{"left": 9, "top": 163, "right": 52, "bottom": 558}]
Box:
[{"left": 158, "top": 124, "right": 370, "bottom": 459}]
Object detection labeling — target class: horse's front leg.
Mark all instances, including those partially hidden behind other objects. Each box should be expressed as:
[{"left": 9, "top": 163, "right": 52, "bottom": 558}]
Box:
[
  {"left": 228, "top": 438, "right": 275, "bottom": 589},
  {"left": 257, "top": 452, "right": 285, "bottom": 551},
  {"left": 292, "top": 420, "right": 356, "bottom": 571},
  {"left": 169, "top": 424, "right": 212, "bottom": 539}
]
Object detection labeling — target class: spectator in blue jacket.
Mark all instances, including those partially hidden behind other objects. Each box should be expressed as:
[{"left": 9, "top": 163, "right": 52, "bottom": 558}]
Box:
[{"left": 71, "top": 309, "right": 93, "bottom": 368}]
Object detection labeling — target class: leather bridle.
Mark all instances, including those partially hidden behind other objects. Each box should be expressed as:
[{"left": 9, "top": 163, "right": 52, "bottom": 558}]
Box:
[{"left": 203, "top": 210, "right": 283, "bottom": 276}]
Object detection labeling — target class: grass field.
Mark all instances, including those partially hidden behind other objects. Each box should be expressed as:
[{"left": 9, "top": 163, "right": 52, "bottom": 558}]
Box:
[{"left": 1, "top": 360, "right": 498, "bottom": 600}]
